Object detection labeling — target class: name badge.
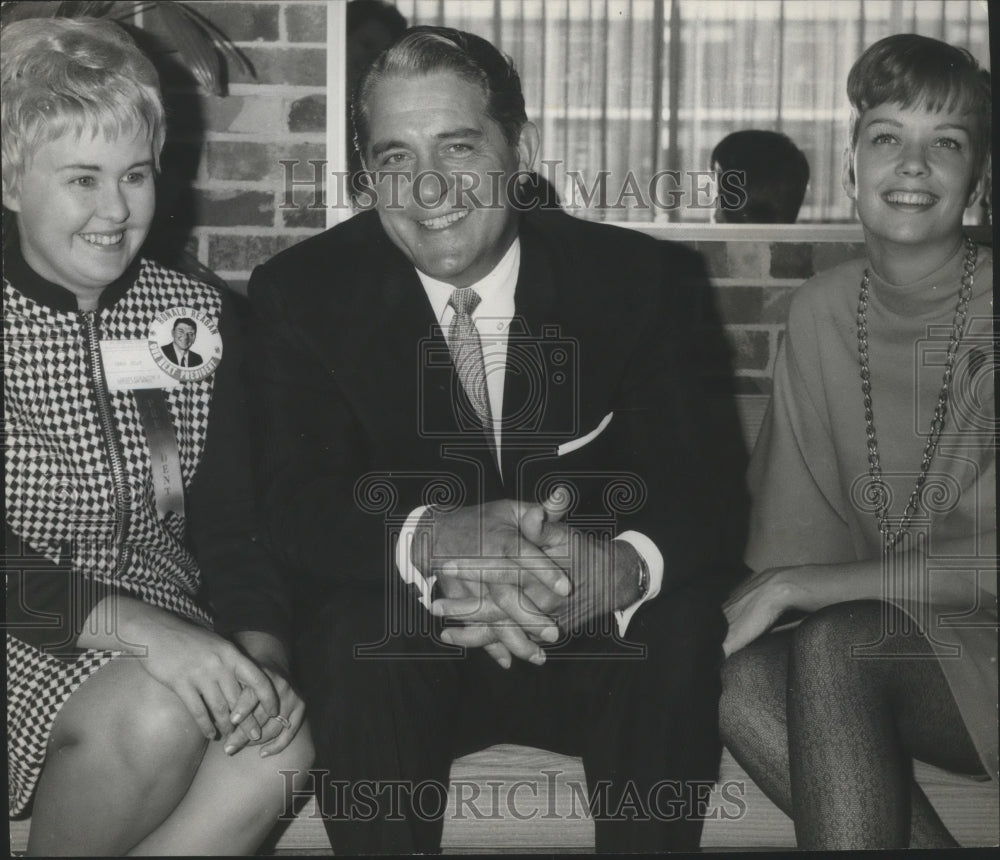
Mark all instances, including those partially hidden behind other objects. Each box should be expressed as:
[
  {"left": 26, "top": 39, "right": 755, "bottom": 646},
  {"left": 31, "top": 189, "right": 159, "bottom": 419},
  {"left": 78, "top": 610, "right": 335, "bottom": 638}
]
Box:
[{"left": 100, "top": 340, "right": 180, "bottom": 392}]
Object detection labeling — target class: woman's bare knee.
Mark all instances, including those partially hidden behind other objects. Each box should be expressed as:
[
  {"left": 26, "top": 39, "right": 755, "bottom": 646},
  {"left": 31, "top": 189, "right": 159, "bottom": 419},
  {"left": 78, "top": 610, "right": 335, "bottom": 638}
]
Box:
[
  {"left": 50, "top": 658, "right": 206, "bottom": 780},
  {"left": 275, "top": 723, "right": 316, "bottom": 790},
  {"left": 243, "top": 722, "right": 316, "bottom": 802}
]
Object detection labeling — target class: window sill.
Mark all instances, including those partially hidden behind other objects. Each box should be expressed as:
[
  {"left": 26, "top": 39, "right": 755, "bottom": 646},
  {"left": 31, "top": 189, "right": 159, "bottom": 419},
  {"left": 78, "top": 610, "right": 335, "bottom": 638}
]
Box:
[{"left": 587, "top": 220, "right": 991, "bottom": 245}]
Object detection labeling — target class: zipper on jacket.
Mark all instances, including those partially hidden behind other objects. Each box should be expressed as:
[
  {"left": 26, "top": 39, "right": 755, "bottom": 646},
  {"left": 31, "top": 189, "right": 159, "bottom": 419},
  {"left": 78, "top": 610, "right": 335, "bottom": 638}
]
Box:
[{"left": 81, "top": 310, "right": 132, "bottom": 574}]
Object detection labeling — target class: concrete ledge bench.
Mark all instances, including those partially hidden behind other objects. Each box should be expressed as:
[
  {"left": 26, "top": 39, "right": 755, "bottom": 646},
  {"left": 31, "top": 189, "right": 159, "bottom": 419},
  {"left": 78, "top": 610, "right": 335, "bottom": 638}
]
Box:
[
  {"left": 10, "top": 744, "right": 1000, "bottom": 855},
  {"left": 10, "top": 746, "right": 997, "bottom": 854},
  {"left": 253, "top": 746, "right": 998, "bottom": 853}
]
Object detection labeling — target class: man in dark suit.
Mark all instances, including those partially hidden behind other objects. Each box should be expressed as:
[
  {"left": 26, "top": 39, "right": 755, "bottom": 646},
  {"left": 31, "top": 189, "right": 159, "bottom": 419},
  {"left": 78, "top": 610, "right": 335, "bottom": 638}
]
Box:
[
  {"left": 247, "top": 26, "right": 742, "bottom": 854},
  {"left": 160, "top": 317, "right": 203, "bottom": 367}
]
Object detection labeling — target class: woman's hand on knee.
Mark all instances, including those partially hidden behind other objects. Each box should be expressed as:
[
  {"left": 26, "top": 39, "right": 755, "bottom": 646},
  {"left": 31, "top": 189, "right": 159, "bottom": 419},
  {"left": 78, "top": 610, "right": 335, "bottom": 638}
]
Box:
[
  {"left": 723, "top": 566, "right": 803, "bottom": 657},
  {"left": 223, "top": 665, "right": 306, "bottom": 757},
  {"left": 134, "top": 607, "right": 280, "bottom": 740},
  {"left": 223, "top": 630, "right": 307, "bottom": 758}
]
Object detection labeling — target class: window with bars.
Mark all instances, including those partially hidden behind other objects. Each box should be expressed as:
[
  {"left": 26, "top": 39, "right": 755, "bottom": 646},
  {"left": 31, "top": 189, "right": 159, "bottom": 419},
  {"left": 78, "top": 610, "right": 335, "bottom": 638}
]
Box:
[{"left": 384, "top": 0, "right": 989, "bottom": 224}]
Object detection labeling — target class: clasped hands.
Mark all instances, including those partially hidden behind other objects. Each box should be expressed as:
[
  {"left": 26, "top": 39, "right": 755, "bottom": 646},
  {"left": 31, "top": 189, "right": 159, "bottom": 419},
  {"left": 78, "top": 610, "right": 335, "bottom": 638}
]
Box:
[{"left": 414, "top": 489, "right": 643, "bottom": 668}]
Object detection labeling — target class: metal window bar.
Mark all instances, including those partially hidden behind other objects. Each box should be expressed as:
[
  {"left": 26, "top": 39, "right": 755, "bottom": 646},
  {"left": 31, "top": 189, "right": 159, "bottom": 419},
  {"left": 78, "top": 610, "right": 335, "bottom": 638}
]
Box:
[
  {"left": 649, "top": 0, "right": 665, "bottom": 195},
  {"left": 776, "top": 0, "right": 786, "bottom": 132},
  {"left": 600, "top": 0, "right": 610, "bottom": 216},
  {"left": 666, "top": 0, "right": 681, "bottom": 221}
]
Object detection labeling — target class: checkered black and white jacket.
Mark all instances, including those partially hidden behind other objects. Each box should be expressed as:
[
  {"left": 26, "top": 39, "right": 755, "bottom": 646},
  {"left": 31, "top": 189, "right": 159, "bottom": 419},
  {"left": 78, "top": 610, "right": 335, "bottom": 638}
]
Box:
[{"left": 4, "top": 249, "right": 290, "bottom": 651}]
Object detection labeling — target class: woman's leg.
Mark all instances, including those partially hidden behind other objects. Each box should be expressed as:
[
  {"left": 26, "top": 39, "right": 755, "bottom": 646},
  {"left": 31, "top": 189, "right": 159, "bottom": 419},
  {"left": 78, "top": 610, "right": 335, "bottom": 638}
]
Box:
[
  {"left": 128, "top": 722, "right": 314, "bottom": 856},
  {"left": 28, "top": 654, "right": 315, "bottom": 856},
  {"left": 787, "top": 600, "right": 985, "bottom": 850},
  {"left": 719, "top": 629, "right": 795, "bottom": 809},
  {"left": 27, "top": 657, "right": 208, "bottom": 856},
  {"left": 719, "top": 618, "right": 976, "bottom": 849}
]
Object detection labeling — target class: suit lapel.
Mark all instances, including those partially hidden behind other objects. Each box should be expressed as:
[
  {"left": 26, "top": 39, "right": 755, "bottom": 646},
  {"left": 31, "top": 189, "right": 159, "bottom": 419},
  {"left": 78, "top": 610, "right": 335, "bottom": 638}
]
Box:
[
  {"left": 329, "top": 240, "right": 444, "bottom": 445},
  {"left": 500, "top": 219, "right": 570, "bottom": 490},
  {"left": 347, "top": 216, "right": 578, "bottom": 497},
  {"left": 368, "top": 244, "right": 501, "bottom": 489}
]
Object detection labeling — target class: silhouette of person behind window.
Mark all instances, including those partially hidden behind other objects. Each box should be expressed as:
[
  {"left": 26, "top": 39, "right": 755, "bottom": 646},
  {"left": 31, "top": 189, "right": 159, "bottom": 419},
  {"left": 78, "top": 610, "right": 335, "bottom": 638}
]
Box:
[{"left": 712, "top": 130, "right": 810, "bottom": 223}]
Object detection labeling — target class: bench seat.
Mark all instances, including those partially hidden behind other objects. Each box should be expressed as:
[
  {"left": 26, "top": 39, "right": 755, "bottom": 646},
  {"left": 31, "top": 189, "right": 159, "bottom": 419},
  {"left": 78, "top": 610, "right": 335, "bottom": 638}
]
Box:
[{"left": 11, "top": 746, "right": 996, "bottom": 854}]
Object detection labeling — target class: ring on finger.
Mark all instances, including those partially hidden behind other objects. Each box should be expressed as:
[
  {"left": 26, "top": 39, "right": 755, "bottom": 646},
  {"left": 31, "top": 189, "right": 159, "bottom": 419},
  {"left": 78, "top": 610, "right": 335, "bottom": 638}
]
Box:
[{"left": 271, "top": 714, "right": 291, "bottom": 728}]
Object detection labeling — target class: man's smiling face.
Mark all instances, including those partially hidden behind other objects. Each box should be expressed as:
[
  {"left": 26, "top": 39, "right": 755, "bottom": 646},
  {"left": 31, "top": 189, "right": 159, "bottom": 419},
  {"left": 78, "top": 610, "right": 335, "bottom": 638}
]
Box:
[{"left": 363, "top": 71, "right": 536, "bottom": 287}]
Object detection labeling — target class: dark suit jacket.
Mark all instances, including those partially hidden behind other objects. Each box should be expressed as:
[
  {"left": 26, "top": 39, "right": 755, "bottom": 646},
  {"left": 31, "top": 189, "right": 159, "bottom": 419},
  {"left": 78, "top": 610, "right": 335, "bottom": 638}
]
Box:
[
  {"left": 247, "top": 208, "right": 745, "bottom": 609},
  {"left": 161, "top": 342, "right": 203, "bottom": 367}
]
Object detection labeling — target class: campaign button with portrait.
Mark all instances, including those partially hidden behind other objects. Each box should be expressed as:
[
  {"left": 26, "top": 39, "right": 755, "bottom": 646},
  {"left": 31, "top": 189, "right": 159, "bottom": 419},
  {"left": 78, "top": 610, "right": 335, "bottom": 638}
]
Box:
[{"left": 148, "top": 307, "right": 222, "bottom": 382}]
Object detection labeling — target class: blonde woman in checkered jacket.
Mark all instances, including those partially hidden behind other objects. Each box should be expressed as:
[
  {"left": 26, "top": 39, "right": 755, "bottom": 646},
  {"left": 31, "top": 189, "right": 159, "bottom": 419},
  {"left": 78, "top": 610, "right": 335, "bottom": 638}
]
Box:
[{"left": 3, "top": 18, "right": 313, "bottom": 855}]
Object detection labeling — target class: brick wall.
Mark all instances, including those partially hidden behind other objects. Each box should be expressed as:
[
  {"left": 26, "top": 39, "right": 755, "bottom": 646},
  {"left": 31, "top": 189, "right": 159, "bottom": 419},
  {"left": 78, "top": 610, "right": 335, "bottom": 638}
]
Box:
[
  {"left": 153, "top": 3, "right": 976, "bottom": 397},
  {"left": 690, "top": 238, "right": 866, "bottom": 395},
  {"left": 158, "top": 0, "right": 330, "bottom": 295}
]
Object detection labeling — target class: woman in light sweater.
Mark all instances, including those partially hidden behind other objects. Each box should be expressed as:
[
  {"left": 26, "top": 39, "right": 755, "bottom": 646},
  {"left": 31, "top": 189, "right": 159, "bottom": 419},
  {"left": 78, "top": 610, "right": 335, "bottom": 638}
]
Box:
[{"left": 719, "top": 34, "right": 994, "bottom": 849}]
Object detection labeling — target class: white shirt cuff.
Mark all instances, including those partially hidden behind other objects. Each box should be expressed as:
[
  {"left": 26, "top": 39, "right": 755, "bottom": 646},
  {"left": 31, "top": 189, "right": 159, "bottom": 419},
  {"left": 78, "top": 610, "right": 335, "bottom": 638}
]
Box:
[
  {"left": 396, "top": 505, "right": 435, "bottom": 609},
  {"left": 613, "top": 530, "right": 664, "bottom": 636},
  {"left": 397, "top": 516, "right": 664, "bottom": 633}
]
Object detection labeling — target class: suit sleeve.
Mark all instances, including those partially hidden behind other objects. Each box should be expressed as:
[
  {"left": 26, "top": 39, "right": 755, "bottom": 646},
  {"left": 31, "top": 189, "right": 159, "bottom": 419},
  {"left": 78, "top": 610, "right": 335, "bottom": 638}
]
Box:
[
  {"left": 244, "top": 266, "right": 395, "bottom": 601},
  {"left": 611, "top": 241, "right": 749, "bottom": 594},
  {"left": 185, "top": 291, "right": 292, "bottom": 644}
]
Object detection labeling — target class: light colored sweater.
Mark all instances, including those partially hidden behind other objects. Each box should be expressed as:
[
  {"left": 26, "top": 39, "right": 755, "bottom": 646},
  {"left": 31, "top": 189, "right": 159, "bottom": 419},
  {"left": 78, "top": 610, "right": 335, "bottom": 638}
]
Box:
[{"left": 746, "top": 240, "right": 997, "bottom": 781}]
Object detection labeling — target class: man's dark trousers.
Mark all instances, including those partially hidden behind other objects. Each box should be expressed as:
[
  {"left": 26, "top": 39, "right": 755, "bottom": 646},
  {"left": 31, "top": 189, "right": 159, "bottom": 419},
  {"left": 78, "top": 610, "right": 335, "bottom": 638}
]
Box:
[{"left": 295, "top": 580, "right": 726, "bottom": 854}]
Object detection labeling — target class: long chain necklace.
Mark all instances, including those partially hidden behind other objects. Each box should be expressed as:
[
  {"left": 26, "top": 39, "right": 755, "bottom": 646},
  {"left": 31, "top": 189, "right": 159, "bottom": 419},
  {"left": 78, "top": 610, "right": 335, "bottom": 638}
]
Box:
[{"left": 856, "top": 236, "right": 977, "bottom": 549}]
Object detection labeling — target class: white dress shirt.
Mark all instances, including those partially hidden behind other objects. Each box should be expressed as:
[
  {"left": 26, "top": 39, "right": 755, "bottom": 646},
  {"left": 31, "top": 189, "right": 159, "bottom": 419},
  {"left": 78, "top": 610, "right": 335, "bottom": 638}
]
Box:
[{"left": 395, "top": 237, "right": 664, "bottom": 635}]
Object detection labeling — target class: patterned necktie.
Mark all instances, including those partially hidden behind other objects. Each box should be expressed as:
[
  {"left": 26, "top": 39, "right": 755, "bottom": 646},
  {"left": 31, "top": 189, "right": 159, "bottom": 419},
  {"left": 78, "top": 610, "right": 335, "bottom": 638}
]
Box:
[{"left": 447, "top": 288, "right": 493, "bottom": 429}]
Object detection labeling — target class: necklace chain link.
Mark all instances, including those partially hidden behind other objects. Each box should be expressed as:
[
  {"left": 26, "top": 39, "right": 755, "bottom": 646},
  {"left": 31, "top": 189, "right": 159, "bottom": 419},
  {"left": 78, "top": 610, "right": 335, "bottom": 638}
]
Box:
[{"left": 856, "top": 236, "right": 977, "bottom": 549}]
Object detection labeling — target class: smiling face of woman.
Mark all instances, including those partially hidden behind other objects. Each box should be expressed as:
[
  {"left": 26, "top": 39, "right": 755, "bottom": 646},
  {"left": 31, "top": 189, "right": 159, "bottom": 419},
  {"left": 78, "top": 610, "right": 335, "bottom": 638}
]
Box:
[
  {"left": 4, "top": 126, "right": 156, "bottom": 308},
  {"left": 845, "top": 101, "right": 982, "bottom": 268}
]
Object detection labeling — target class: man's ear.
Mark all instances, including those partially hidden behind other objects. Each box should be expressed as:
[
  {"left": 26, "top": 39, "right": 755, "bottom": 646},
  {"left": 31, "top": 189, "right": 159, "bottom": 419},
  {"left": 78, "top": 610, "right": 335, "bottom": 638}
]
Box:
[
  {"left": 841, "top": 147, "right": 856, "bottom": 200},
  {"left": 515, "top": 122, "right": 540, "bottom": 176}
]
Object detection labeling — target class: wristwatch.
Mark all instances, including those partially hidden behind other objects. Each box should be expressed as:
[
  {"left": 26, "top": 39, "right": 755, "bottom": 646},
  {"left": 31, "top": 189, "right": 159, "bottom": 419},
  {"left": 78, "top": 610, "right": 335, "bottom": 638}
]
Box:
[{"left": 635, "top": 551, "right": 650, "bottom": 599}]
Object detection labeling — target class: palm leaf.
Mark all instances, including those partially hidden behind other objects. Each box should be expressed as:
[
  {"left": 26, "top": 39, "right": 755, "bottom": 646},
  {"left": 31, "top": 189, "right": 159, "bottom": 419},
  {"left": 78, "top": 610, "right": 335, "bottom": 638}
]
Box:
[
  {"left": 170, "top": 1, "right": 253, "bottom": 81},
  {"left": 58, "top": 1, "right": 120, "bottom": 16},
  {"left": 1, "top": 0, "right": 254, "bottom": 95},
  {"left": 144, "top": 0, "right": 223, "bottom": 94}
]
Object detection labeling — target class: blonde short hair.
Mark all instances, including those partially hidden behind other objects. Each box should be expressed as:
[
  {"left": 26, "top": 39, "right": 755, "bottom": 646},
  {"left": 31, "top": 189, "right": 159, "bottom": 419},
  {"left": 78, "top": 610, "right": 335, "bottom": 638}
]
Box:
[
  {"left": 1, "top": 17, "right": 165, "bottom": 196},
  {"left": 846, "top": 34, "right": 991, "bottom": 188}
]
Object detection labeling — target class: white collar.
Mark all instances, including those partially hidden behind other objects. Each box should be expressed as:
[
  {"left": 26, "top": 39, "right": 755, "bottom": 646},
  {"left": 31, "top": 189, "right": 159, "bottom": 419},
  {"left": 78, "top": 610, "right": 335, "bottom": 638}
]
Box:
[{"left": 417, "top": 237, "right": 520, "bottom": 324}]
